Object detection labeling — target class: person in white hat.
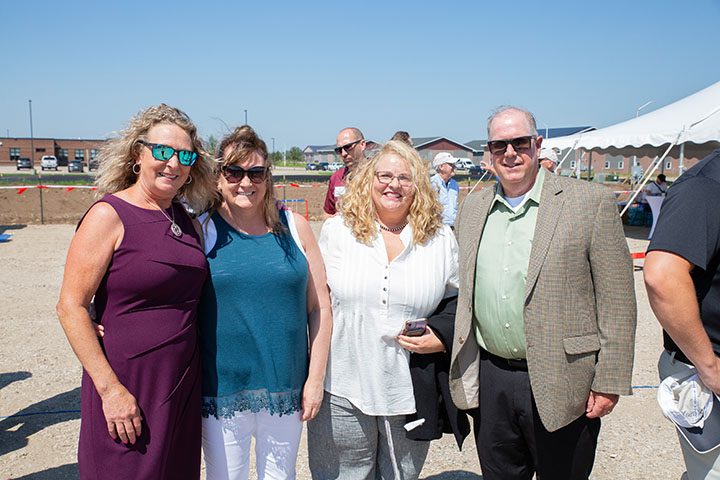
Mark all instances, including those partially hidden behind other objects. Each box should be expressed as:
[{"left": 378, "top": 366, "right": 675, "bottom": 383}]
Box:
[
  {"left": 539, "top": 147, "right": 559, "bottom": 174},
  {"left": 430, "top": 152, "right": 460, "bottom": 228}
]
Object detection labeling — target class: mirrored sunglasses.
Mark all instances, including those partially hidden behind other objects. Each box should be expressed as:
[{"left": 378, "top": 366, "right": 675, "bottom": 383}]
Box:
[
  {"left": 221, "top": 165, "right": 269, "bottom": 184},
  {"left": 334, "top": 139, "right": 362, "bottom": 155},
  {"left": 487, "top": 136, "right": 535, "bottom": 155},
  {"left": 138, "top": 140, "right": 197, "bottom": 166}
]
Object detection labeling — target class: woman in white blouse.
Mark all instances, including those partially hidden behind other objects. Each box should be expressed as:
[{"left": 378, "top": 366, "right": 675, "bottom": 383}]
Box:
[{"left": 308, "top": 140, "right": 459, "bottom": 479}]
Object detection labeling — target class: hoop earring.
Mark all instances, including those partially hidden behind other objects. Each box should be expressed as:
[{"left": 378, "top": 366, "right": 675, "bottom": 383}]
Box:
[
  {"left": 185, "top": 175, "right": 193, "bottom": 185},
  {"left": 132, "top": 163, "right": 140, "bottom": 174}
]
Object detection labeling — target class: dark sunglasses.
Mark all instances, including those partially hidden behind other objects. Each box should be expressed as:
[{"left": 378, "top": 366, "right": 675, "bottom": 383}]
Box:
[
  {"left": 334, "top": 139, "right": 363, "bottom": 155},
  {"left": 487, "top": 136, "right": 536, "bottom": 155},
  {"left": 138, "top": 140, "right": 197, "bottom": 166},
  {"left": 221, "top": 165, "right": 269, "bottom": 184}
]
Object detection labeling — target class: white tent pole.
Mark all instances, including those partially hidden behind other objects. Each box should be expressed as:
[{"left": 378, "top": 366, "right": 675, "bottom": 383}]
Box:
[
  {"left": 629, "top": 154, "right": 660, "bottom": 199},
  {"left": 467, "top": 168, "right": 492, "bottom": 196},
  {"left": 679, "top": 142, "right": 685, "bottom": 176},
  {"left": 555, "top": 140, "right": 579, "bottom": 171},
  {"left": 620, "top": 137, "right": 679, "bottom": 217}
]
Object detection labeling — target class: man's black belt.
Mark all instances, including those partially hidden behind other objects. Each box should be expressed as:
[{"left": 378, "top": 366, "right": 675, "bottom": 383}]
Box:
[{"left": 481, "top": 348, "right": 528, "bottom": 371}]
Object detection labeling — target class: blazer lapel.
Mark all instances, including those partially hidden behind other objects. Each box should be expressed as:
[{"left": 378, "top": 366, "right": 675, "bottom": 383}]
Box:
[
  {"left": 524, "top": 174, "right": 564, "bottom": 301},
  {"left": 461, "top": 190, "right": 494, "bottom": 302}
]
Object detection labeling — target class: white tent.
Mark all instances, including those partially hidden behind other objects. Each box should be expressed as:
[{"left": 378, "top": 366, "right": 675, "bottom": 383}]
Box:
[
  {"left": 544, "top": 81, "right": 720, "bottom": 158},
  {"left": 544, "top": 81, "right": 720, "bottom": 217}
]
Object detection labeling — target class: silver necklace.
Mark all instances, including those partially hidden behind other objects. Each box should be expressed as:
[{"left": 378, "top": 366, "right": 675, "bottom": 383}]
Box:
[
  {"left": 378, "top": 221, "right": 407, "bottom": 233},
  {"left": 159, "top": 204, "right": 182, "bottom": 237}
]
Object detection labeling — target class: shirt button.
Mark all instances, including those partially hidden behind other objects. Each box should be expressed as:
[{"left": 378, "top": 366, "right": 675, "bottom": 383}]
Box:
[
  {"left": 501, "top": 294, "right": 507, "bottom": 300},
  {"left": 505, "top": 323, "right": 510, "bottom": 328},
  {"left": 382, "top": 300, "right": 386, "bottom": 304},
  {"left": 503, "top": 266, "right": 509, "bottom": 272},
  {"left": 459, "top": 336, "right": 465, "bottom": 344},
  {"left": 513, "top": 348, "right": 518, "bottom": 353},
  {"left": 384, "top": 276, "right": 387, "bottom": 280},
  {"left": 507, "top": 241, "right": 513, "bottom": 246},
  {"left": 382, "top": 287, "right": 387, "bottom": 291}
]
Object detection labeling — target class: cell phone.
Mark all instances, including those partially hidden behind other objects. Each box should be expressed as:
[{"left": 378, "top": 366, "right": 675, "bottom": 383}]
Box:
[{"left": 401, "top": 319, "right": 427, "bottom": 337}]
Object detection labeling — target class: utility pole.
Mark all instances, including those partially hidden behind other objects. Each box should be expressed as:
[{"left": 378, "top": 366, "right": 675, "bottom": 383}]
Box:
[
  {"left": 244, "top": 109, "right": 248, "bottom": 125},
  {"left": 29, "top": 99, "right": 44, "bottom": 224},
  {"left": 29, "top": 100, "right": 35, "bottom": 166}
]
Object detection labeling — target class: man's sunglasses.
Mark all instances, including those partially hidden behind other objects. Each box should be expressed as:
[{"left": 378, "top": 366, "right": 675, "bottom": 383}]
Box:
[
  {"left": 334, "top": 139, "right": 363, "bottom": 155},
  {"left": 138, "top": 140, "right": 198, "bottom": 166},
  {"left": 487, "top": 136, "right": 536, "bottom": 155},
  {"left": 221, "top": 165, "right": 269, "bottom": 184}
]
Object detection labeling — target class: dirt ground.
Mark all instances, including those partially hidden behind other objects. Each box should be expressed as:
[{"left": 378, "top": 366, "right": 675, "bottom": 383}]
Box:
[
  {"left": 0, "top": 178, "right": 487, "bottom": 225},
  {"left": 0, "top": 206, "right": 686, "bottom": 478}
]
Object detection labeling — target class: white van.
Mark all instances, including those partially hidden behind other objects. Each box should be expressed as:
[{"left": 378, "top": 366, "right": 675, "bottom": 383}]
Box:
[
  {"left": 454, "top": 158, "right": 475, "bottom": 170},
  {"left": 41, "top": 155, "right": 58, "bottom": 171}
]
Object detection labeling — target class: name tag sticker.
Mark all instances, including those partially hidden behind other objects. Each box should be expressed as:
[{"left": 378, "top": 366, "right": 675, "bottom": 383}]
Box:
[{"left": 334, "top": 186, "right": 346, "bottom": 197}]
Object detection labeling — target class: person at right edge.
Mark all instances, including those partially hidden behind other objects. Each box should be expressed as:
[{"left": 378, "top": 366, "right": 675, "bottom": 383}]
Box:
[
  {"left": 645, "top": 149, "right": 720, "bottom": 479},
  {"left": 449, "top": 106, "right": 637, "bottom": 480}
]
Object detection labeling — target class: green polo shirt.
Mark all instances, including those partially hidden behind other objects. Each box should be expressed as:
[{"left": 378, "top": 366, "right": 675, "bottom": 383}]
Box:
[{"left": 473, "top": 168, "right": 545, "bottom": 359}]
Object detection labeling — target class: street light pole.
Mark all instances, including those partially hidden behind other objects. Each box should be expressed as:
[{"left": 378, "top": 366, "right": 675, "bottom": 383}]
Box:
[
  {"left": 29, "top": 99, "right": 35, "bottom": 165},
  {"left": 244, "top": 110, "right": 248, "bottom": 125},
  {"left": 631, "top": 100, "right": 654, "bottom": 178},
  {"left": 29, "top": 99, "right": 44, "bottom": 224}
]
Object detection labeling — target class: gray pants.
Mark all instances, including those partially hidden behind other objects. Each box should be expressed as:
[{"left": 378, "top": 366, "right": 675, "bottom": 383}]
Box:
[
  {"left": 659, "top": 350, "right": 720, "bottom": 480},
  {"left": 307, "top": 393, "right": 430, "bottom": 480}
]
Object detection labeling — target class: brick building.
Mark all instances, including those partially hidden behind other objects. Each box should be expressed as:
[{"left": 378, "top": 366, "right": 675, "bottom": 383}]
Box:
[
  {"left": 0, "top": 137, "right": 106, "bottom": 167},
  {"left": 412, "top": 137, "right": 475, "bottom": 163}
]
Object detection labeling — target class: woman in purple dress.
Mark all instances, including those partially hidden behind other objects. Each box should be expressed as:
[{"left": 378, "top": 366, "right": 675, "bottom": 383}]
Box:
[{"left": 57, "top": 104, "right": 216, "bottom": 479}]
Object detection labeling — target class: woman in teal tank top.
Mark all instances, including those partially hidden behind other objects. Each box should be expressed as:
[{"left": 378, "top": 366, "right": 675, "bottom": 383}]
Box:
[{"left": 198, "top": 126, "right": 332, "bottom": 480}]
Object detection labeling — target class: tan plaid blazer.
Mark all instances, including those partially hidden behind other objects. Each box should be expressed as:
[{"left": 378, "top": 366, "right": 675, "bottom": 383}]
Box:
[{"left": 449, "top": 172, "right": 637, "bottom": 432}]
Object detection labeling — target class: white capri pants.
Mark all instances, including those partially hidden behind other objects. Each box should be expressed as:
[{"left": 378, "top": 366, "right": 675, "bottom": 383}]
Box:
[{"left": 202, "top": 410, "right": 303, "bottom": 480}]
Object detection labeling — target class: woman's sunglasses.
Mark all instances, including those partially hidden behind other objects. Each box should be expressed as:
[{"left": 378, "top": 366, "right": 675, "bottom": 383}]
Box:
[
  {"left": 221, "top": 165, "right": 269, "bottom": 184},
  {"left": 138, "top": 140, "right": 198, "bottom": 166}
]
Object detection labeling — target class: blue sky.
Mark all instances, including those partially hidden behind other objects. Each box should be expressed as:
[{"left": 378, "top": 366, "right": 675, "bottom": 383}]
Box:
[{"left": 2, "top": 0, "right": 719, "bottom": 148}]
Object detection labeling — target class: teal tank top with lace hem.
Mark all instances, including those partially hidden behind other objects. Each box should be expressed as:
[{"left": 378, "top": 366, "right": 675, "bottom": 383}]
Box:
[{"left": 198, "top": 211, "right": 308, "bottom": 418}]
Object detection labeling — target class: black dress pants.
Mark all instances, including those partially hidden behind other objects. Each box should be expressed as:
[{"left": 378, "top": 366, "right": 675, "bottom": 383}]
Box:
[{"left": 473, "top": 350, "right": 601, "bottom": 480}]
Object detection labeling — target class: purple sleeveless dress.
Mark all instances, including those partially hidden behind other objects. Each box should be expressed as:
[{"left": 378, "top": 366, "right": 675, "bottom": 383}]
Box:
[{"left": 78, "top": 194, "right": 208, "bottom": 479}]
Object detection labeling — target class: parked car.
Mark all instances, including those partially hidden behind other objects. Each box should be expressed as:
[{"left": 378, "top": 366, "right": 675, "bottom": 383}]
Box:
[
  {"left": 68, "top": 160, "right": 84, "bottom": 172},
  {"left": 305, "top": 162, "right": 319, "bottom": 171},
  {"left": 454, "top": 158, "right": 475, "bottom": 170},
  {"left": 328, "top": 162, "right": 344, "bottom": 172},
  {"left": 468, "top": 164, "right": 487, "bottom": 178},
  {"left": 40, "top": 155, "right": 58, "bottom": 171},
  {"left": 88, "top": 159, "right": 99, "bottom": 171},
  {"left": 16, "top": 157, "right": 32, "bottom": 170},
  {"left": 316, "top": 162, "right": 330, "bottom": 171}
]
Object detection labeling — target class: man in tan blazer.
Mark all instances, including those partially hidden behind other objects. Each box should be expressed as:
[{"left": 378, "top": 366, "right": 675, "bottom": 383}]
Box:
[{"left": 449, "top": 106, "right": 636, "bottom": 479}]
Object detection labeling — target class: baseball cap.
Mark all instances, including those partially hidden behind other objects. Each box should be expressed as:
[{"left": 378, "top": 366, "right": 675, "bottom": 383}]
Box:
[
  {"left": 658, "top": 371, "right": 720, "bottom": 453},
  {"left": 539, "top": 147, "right": 558, "bottom": 164},
  {"left": 432, "top": 152, "right": 455, "bottom": 169}
]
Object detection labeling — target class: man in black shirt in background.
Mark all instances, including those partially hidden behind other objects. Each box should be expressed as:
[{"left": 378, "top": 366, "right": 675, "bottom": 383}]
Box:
[{"left": 645, "top": 150, "right": 720, "bottom": 479}]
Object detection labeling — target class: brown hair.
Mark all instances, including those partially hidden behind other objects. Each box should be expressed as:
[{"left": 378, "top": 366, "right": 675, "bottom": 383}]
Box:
[
  {"left": 211, "top": 125, "right": 283, "bottom": 233},
  {"left": 390, "top": 131, "right": 412, "bottom": 146}
]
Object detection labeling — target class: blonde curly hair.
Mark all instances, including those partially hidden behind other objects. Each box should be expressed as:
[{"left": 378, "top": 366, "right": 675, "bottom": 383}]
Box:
[
  {"left": 94, "top": 104, "right": 215, "bottom": 214},
  {"left": 339, "top": 140, "right": 443, "bottom": 246}
]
